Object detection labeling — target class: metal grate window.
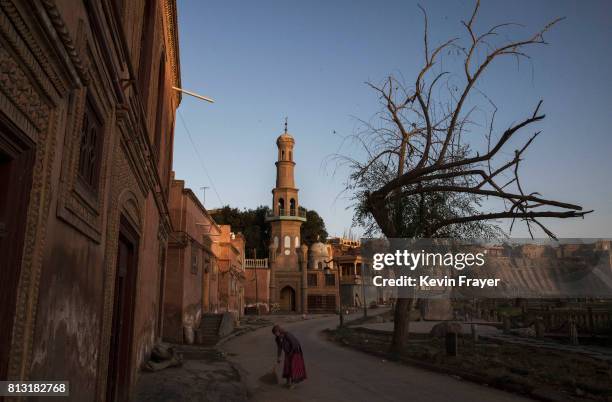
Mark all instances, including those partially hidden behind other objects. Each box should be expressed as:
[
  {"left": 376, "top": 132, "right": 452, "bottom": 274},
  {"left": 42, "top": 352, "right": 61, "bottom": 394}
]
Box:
[{"left": 308, "top": 273, "right": 318, "bottom": 287}]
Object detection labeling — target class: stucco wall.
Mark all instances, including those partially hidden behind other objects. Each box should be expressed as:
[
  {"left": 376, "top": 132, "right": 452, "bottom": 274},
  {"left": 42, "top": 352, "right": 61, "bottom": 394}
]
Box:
[
  {"left": 164, "top": 178, "right": 219, "bottom": 343},
  {"left": 164, "top": 247, "right": 185, "bottom": 342},
  {"left": 30, "top": 218, "right": 106, "bottom": 398}
]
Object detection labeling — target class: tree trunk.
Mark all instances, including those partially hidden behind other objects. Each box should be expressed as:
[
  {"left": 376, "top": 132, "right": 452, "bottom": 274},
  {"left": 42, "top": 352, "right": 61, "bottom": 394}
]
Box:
[{"left": 390, "top": 297, "right": 413, "bottom": 356}]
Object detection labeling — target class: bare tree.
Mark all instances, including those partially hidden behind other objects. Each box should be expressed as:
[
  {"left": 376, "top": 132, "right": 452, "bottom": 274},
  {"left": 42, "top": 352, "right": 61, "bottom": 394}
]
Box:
[{"left": 337, "top": 1, "right": 592, "bottom": 355}]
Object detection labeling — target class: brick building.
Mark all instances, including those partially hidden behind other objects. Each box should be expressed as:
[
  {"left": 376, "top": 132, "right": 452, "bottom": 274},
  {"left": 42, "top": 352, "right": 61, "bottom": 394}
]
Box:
[
  {"left": 266, "top": 126, "right": 309, "bottom": 312},
  {"left": 304, "top": 240, "right": 338, "bottom": 313},
  {"left": 328, "top": 237, "right": 383, "bottom": 308},
  {"left": 0, "top": 0, "right": 180, "bottom": 400},
  {"left": 244, "top": 258, "right": 271, "bottom": 312},
  {"left": 263, "top": 126, "right": 380, "bottom": 314},
  {"left": 213, "top": 226, "right": 246, "bottom": 318},
  {"left": 164, "top": 174, "right": 221, "bottom": 343}
]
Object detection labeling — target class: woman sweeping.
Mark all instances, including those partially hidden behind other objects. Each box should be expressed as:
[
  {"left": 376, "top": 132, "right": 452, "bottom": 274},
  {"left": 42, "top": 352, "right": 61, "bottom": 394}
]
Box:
[{"left": 272, "top": 325, "right": 307, "bottom": 388}]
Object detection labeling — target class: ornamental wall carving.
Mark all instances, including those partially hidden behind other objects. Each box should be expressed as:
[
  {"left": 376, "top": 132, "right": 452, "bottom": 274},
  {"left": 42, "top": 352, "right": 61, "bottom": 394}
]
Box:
[{"left": 0, "top": 0, "right": 62, "bottom": 382}]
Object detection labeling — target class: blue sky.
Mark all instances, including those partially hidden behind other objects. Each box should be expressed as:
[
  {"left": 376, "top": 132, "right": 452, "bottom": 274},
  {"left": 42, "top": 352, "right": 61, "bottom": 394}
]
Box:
[{"left": 173, "top": 0, "right": 612, "bottom": 238}]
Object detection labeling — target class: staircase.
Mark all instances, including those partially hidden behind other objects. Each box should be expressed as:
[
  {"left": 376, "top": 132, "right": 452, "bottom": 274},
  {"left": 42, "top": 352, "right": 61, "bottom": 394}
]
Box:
[{"left": 197, "top": 314, "right": 223, "bottom": 346}]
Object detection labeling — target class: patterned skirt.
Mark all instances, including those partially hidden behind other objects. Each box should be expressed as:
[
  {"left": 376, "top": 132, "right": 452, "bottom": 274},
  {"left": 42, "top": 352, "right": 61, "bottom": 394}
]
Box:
[{"left": 283, "top": 352, "right": 307, "bottom": 383}]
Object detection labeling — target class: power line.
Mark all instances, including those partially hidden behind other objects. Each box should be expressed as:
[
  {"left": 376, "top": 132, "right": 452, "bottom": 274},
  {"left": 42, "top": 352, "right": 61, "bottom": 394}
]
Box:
[{"left": 177, "top": 109, "right": 224, "bottom": 206}]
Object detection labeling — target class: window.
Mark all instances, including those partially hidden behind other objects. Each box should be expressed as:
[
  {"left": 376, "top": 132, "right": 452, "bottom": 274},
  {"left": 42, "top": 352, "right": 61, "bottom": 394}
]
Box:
[
  {"left": 308, "top": 273, "right": 318, "bottom": 287},
  {"left": 191, "top": 244, "right": 198, "bottom": 274},
  {"left": 290, "top": 198, "right": 296, "bottom": 215},
  {"left": 137, "top": 0, "right": 156, "bottom": 107},
  {"left": 317, "top": 262, "right": 323, "bottom": 270},
  {"left": 325, "top": 274, "right": 335, "bottom": 287},
  {"left": 203, "top": 255, "right": 210, "bottom": 274},
  {"left": 77, "top": 97, "right": 103, "bottom": 190},
  {"left": 284, "top": 236, "right": 290, "bottom": 249},
  {"left": 294, "top": 236, "right": 299, "bottom": 248},
  {"left": 278, "top": 198, "right": 284, "bottom": 215}
]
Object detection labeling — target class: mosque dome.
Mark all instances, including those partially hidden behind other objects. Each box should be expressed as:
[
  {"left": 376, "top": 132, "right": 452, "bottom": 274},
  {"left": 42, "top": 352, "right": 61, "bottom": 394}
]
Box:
[
  {"left": 308, "top": 240, "right": 329, "bottom": 269},
  {"left": 309, "top": 241, "right": 328, "bottom": 258},
  {"left": 276, "top": 131, "right": 294, "bottom": 145},
  {"left": 277, "top": 118, "right": 295, "bottom": 145}
]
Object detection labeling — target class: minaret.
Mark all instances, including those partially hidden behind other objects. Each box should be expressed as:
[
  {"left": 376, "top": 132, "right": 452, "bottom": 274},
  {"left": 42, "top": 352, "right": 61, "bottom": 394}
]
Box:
[{"left": 266, "top": 120, "right": 307, "bottom": 310}]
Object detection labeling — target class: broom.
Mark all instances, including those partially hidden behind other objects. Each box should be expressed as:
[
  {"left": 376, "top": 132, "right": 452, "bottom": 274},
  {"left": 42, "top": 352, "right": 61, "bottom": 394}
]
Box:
[{"left": 259, "top": 361, "right": 280, "bottom": 385}]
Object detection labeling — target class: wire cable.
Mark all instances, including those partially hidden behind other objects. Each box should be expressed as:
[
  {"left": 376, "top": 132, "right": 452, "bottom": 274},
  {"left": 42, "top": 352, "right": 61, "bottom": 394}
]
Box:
[{"left": 177, "top": 109, "right": 224, "bottom": 206}]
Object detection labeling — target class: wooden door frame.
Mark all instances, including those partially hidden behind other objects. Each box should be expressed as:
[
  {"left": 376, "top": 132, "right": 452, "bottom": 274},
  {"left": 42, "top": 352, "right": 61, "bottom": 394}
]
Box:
[
  {"left": 0, "top": 117, "right": 35, "bottom": 380},
  {"left": 106, "top": 215, "right": 139, "bottom": 401}
]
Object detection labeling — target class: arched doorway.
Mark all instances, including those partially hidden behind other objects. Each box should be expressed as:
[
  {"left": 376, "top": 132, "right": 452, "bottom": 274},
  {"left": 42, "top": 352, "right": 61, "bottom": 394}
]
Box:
[{"left": 280, "top": 286, "right": 296, "bottom": 312}]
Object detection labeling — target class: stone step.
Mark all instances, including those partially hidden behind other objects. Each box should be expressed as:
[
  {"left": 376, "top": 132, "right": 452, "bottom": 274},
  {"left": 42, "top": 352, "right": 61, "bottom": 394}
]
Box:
[{"left": 195, "top": 318, "right": 221, "bottom": 346}]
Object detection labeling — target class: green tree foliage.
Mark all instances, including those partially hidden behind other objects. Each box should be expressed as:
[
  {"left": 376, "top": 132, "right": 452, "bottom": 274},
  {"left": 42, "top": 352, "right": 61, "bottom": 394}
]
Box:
[
  {"left": 210, "top": 205, "right": 328, "bottom": 257},
  {"left": 211, "top": 205, "right": 271, "bottom": 258},
  {"left": 301, "top": 210, "right": 328, "bottom": 245},
  {"left": 350, "top": 147, "right": 504, "bottom": 241}
]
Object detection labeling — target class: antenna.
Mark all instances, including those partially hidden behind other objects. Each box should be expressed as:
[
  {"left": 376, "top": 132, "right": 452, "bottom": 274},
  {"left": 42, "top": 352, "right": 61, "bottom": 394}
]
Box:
[{"left": 200, "top": 186, "right": 209, "bottom": 206}]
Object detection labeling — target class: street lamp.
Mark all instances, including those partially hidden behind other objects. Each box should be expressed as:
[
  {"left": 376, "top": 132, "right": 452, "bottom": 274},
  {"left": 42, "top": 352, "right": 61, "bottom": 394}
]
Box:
[{"left": 323, "top": 259, "right": 343, "bottom": 327}]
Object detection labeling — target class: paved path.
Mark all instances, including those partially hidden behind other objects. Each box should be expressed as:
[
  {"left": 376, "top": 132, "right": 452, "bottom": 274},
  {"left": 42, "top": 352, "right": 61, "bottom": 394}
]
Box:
[
  {"left": 222, "top": 314, "right": 533, "bottom": 402},
  {"left": 134, "top": 347, "right": 247, "bottom": 402}
]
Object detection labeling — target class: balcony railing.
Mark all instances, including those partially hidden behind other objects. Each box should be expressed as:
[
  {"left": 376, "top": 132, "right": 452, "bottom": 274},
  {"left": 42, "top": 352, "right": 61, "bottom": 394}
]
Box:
[
  {"left": 266, "top": 207, "right": 307, "bottom": 219},
  {"left": 245, "top": 258, "right": 269, "bottom": 268}
]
